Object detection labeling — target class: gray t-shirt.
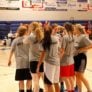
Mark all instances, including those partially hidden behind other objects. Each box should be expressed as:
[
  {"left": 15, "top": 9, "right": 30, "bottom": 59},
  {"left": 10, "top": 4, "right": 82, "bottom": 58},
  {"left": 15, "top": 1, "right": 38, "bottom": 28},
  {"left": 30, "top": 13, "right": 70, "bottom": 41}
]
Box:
[
  {"left": 27, "top": 33, "right": 41, "bottom": 62},
  {"left": 44, "top": 35, "right": 60, "bottom": 66},
  {"left": 75, "top": 34, "right": 92, "bottom": 49},
  {"left": 74, "top": 34, "right": 92, "bottom": 54},
  {"left": 60, "top": 35, "right": 75, "bottom": 66},
  {"left": 11, "top": 37, "right": 30, "bottom": 69}
]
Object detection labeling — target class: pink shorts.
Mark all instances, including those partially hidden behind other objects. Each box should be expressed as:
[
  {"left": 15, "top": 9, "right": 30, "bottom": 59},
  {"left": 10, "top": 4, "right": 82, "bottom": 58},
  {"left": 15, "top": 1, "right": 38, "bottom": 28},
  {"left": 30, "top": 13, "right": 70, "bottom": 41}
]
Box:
[{"left": 60, "top": 64, "right": 74, "bottom": 77}]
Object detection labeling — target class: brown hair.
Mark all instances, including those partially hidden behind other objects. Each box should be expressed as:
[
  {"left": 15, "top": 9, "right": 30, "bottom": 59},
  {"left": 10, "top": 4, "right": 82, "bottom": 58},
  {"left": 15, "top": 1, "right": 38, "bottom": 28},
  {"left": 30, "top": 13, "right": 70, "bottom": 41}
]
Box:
[{"left": 17, "top": 26, "right": 27, "bottom": 37}]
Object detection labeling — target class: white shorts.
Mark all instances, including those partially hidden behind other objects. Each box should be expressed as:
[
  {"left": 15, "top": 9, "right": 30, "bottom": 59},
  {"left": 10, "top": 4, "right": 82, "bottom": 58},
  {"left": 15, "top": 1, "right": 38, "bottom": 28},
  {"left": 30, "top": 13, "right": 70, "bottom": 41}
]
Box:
[{"left": 44, "top": 62, "right": 60, "bottom": 84}]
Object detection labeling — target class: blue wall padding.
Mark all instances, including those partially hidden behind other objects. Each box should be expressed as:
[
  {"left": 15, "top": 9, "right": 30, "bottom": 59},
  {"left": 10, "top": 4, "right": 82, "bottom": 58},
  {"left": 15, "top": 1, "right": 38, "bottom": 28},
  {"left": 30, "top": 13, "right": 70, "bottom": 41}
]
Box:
[{"left": 0, "top": 20, "right": 92, "bottom": 39}]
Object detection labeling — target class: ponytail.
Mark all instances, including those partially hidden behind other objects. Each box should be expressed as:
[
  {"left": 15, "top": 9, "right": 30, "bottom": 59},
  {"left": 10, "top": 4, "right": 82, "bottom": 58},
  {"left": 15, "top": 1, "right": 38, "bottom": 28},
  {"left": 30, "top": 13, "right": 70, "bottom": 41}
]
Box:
[
  {"left": 35, "top": 27, "right": 44, "bottom": 42},
  {"left": 42, "top": 26, "right": 52, "bottom": 51}
]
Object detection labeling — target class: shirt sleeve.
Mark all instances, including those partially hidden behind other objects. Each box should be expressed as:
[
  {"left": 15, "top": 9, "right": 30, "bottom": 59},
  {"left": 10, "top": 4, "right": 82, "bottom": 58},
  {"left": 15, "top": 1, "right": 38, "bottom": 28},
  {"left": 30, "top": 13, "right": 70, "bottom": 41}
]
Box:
[
  {"left": 11, "top": 39, "right": 16, "bottom": 51},
  {"left": 82, "top": 36, "right": 92, "bottom": 46},
  {"left": 39, "top": 43, "right": 44, "bottom": 52}
]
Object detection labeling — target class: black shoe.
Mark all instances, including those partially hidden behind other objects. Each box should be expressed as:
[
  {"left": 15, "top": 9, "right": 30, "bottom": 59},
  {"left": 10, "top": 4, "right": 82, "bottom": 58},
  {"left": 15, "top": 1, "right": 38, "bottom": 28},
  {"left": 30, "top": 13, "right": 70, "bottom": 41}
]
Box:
[
  {"left": 60, "top": 85, "right": 64, "bottom": 92},
  {"left": 26, "top": 89, "right": 33, "bottom": 92},
  {"left": 39, "top": 88, "right": 43, "bottom": 92},
  {"left": 19, "top": 90, "right": 24, "bottom": 92}
]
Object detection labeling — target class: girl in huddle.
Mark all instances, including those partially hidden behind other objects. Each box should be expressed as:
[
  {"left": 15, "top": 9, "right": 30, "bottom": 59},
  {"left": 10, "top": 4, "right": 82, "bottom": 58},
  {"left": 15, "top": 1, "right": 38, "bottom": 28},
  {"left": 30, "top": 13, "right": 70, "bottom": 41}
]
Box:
[
  {"left": 74, "top": 24, "right": 92, "bottom": 92},
  {"left": 8, "top": 25, "right": 32, "bottom": 92},
  {"left": 60, "top": 22, "right": 75, "bottom": 92},
  {"left": 37, "top": 24, "right": 60, "bottom": 92},
  {"left": 23, "top": 22, "right": 44, "bottom": 92}
]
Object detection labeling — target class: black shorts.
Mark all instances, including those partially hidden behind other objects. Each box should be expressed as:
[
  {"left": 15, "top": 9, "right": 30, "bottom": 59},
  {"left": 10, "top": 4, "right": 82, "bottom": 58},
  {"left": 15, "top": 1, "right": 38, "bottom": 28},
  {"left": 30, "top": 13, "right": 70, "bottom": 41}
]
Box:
[
  {"left": 30, "top": 61, "right": 44, "bottom": 73},
  {"left": 74, "top": 53, "right": 87, "bottom": 73},
  {"left": 44, "top": 74, "right": 52, "bottom": 85},
  {"left": 15, "top": 68, "right": 32, "bottom": 81}
]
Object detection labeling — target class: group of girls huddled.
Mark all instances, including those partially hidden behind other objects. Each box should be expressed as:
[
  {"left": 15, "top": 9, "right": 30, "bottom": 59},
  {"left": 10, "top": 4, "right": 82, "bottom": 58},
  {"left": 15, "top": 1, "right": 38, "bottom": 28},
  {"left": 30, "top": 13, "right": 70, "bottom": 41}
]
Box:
[{"left": 8, "top": 21, "right": 92, "bottom": 92}]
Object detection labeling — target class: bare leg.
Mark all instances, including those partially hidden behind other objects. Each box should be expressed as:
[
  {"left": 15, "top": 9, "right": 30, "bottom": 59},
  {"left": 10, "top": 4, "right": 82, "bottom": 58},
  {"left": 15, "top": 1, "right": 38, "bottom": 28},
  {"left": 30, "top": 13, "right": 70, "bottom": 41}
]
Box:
[
  {"left": 76, "top": 72, "right": 82, "bottom": 92},
  {"left": 62, "top": 77, "right": 71, "bottom": 91},
  {"left": 26, "top": 80, "right": 32, "bottom": 90},
  {"left": 69, "top": 76, "right": 75, "bottom": 90},
  {"left": 44, "top": 84, "right": 49, "bottom": 92},
  {"left": 79, "top": 72, "right": 91, "bottom": 91},
  {"left": 47, "top": 84, "right": 54, "bottom": 92},
  {"left": 32, "top": 73, "right": 39, "bottom": 92},
  {"left": 19, "top": 81, "right": 24, "bottom": 90},
  {"left": 38, "top": 72, "right": 44, "bottom": 90},
  {"left": 54, "top": 83, "right": 60, "bottom": 92}
]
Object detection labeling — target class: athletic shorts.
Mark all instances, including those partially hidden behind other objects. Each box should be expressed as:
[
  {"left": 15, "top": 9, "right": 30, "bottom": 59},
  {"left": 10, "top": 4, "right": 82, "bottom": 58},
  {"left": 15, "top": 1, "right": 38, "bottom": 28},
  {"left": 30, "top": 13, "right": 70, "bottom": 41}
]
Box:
[
  {"left": 44, "top": 62, "right": 60, "bottom": 84},
  {"left": 15, "top": 68, "right": 32, "bottom": 81},
  {"left": 74, "top": 53, "right": 87, "bottom": 73},
  {"left": 30, "top": 61, "right": 44, "bottom": 73},
  {"left": 60, "top": 64, "right": 74, "bottom": 77},
  {"left": 44, "top": 73, "right": 52, "bottom": 85}
]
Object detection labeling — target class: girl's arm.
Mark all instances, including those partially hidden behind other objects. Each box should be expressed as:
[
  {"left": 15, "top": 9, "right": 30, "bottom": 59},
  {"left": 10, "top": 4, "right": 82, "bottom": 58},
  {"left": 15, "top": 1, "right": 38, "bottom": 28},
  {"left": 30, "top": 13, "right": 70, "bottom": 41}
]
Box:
[
  {"left": 8, "top": 49, "right": 14, "bottom": 66},
  {"left": 60, "top": 48, "right": 65, "bottom": 60},
  {"left": 78, "top": 44, "right": 92, "bottom": 53}
]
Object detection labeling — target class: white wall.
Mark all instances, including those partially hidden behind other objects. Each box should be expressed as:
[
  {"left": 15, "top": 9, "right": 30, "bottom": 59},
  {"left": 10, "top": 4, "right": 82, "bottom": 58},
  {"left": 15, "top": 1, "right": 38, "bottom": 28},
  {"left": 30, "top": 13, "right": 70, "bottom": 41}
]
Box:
[{"left": 0, "top": 2, "right": 92, "bottom": 21}]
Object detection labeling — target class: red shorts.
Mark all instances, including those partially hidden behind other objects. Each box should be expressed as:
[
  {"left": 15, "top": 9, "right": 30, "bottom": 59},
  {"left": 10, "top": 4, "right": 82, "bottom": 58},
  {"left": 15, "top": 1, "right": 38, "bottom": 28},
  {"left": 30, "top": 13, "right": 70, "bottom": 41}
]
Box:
[{"left": 60, "top": 64, "right": 74, "bottom": 77}]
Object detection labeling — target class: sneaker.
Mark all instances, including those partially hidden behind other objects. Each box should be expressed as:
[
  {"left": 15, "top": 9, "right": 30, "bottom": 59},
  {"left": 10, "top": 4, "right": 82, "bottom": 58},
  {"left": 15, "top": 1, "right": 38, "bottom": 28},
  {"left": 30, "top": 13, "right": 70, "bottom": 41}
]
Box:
[
  {"left": 60, "top": 85, "right": 64, "bottom": 92},
  {"left": 39, "top": 88, "right": 43, "bottom": 92},
  {"left": 75, "top": 86, "right": 78, "bottom": 92}
]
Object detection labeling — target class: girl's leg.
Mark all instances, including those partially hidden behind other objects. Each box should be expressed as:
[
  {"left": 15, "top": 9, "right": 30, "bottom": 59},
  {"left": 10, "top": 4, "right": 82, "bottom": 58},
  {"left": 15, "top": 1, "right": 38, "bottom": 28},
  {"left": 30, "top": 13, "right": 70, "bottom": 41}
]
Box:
[
  {"left": 62, "top": 77, "right": 71, "bottom": 91},
  {"left": 26, "top": 80, "right": 32, "bottom": 92},
  {"left": 38, "top": 72, "right": 44, "bottom": 92},
  {"left": 19, "top": 81, "right": 24, "bottom": 92},
  {"left": 76, "top": 72, "right": 82, "bottom": 92},
  {"left": 32, "top": 73, "right": 39, "bottom": 92},
  {"left": 44, "top": 84, "right": 48, "bottom": 92},
  {"left": 78, "top": 72, "right": 91, "bottom": 91},
  {"left": 47, "top": 84, "right": 54, "bottom": 92},
  {"left": 69, "top": 76, "right": 75, "bottom": 90},
  {"left": 54, "top": 83, "right": 60, "bottom": 92}
]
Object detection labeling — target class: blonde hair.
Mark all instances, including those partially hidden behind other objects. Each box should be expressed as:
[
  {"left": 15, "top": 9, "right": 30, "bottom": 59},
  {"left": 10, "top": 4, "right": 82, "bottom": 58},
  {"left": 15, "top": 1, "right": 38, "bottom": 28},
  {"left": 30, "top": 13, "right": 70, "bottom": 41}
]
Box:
[
  {"left": 52, "top": 23, "right": 59, "bottom": 29},
  {"left": 75, "top": 24, "right": 86, "bottom": 34},
  {"left": 58, "top": 26, "right": 65, "bottom": 31},
  {"left": 35, "top": 27, "right": 44, "bottom": 42},
  {"left": 30, "top": 22, "right": 40, "bottom": 32},
  {"left": 28, "top": 22, "right": 44, "bottom": 42}
]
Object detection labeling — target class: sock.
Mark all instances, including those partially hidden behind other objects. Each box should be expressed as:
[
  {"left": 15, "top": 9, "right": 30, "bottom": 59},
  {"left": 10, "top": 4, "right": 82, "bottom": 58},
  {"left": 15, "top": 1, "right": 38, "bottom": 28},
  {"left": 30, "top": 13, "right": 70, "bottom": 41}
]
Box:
[{"left": 19, "top": 90, "right": 24, "bottom": 92}]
